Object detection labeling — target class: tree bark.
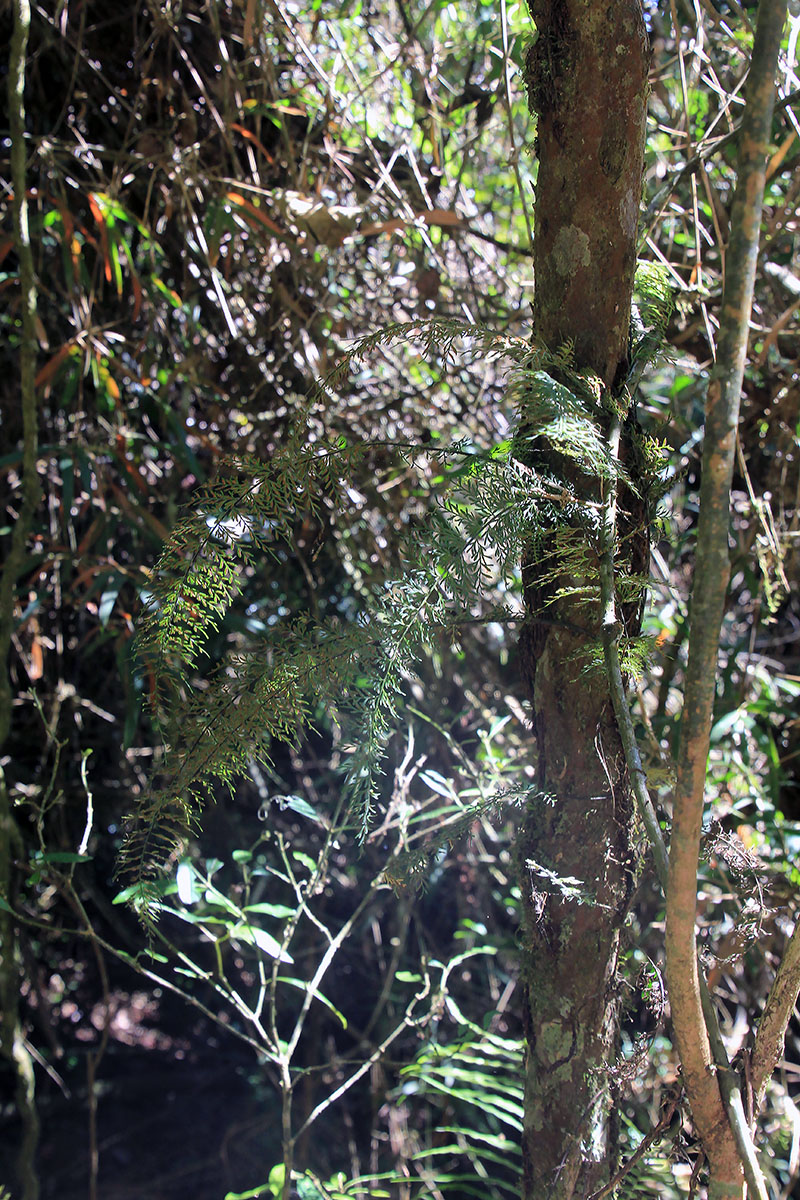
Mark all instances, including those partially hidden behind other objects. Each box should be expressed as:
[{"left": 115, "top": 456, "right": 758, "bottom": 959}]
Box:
[
  {"left": 0, "top": 2, "right": 41, "bottom": 1196},
  {"left": 665, "top": 2, "right": 787, "bottom": 1196},
  {"left": 516, "top": 3, "right": 649, "bottom": 1197}
]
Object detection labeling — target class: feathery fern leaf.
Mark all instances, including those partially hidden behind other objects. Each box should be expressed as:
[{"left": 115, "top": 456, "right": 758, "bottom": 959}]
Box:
[{"left": 127, "top": 301, "right": 671, "bottom": 893}]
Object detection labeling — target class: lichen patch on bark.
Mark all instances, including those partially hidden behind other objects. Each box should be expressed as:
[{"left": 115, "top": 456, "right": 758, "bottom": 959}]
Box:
[{"left": 552, "top": 225, "right": 592, "bottom": 276}]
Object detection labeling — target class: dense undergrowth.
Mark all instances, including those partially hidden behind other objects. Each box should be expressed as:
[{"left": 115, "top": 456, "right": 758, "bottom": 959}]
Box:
[{"left": 1, "top": 1, "right": 799, "bottom": 1196}]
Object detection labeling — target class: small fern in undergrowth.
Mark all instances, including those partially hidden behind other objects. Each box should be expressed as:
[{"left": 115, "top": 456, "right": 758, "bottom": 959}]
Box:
[
  {"left": 124, "top": 272, "right": 671, "bottom": 904},
  {"left": 396, "top": 1030, "right": 525, "bottom": 1197}
]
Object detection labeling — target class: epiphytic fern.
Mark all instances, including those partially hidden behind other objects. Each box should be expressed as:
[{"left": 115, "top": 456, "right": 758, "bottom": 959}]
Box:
[{"left": 124, "top": 291, "right": 670, "bottom": 900}]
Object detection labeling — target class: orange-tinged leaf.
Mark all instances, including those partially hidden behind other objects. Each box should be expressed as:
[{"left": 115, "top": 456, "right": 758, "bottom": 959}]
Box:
[
  {"left": 55, "top": 202, "right": 75, "bottom": 244},
  {"left": 87, "top": 192, "right": 104, "bottom": 224},
  {"left": 24, "top": 558, "right": 55, "bottom": 586},
  {"left": 77, "top": 517, "right": 103, "bottom": 557},
  {"left": 114, "top": 440, "right": 149, "bottom": 497},
  {"left": 34, "top": 315, "right": 50, "bottom": 350},
  {"left": 88, "top": 192, "right": 112, "bottom": 283},
  {"left": 359, "top": 217, "right": 405, "bottom": 238},
  {"left": 359, "top": 208, "right": 466, "bottom": 241},
  {"left": 423, "top": 208, "right": 465, "bottom": 229},
  {"left": 265, "top": 103, "right": 307, "bottom": 117},
  {"left": 766, "top": 131, "right": 797, "bottom": 181},
  {"left": 230, "top": 123, "right": 275, "bottom": 165},
  {"left": 35, "top": 343, "right": 76, "bottom": 391},
  {"left": 225, "top": 191, "right": 286, "bottom": 237},
  {"left": 0, "top": 237, "right": 14, "bottom": 267},
  {"left": 29, "top": 635, "right": 44, "bottom": 682}
]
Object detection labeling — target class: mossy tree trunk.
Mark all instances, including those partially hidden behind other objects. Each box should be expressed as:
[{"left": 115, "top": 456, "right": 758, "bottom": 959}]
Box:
[{"left": 516, "top": 3, "right": 649, "bottom": 1197}]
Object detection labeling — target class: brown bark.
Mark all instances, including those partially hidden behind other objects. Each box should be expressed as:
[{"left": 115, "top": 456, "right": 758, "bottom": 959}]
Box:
[
  {"left": 516, "top": 3, "right": 649, "bottom": 1197},
  {"left": 525, "top": 0, "right": 648, "bottom": 389}
]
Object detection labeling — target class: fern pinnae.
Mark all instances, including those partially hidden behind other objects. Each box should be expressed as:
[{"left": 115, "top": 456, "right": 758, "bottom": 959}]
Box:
[
  {"left": 343, "top": 570, "right": 454, "bottom": 838},
  {"left": 127, "top": 290, "right": 673, "bottom": 894},
  {"left": 309, "top": 317, "right": 536, "bottom": 423},
  {"left": 136, "top": 445, "right": 352, "bottom": 707},
  {"left": 123, "top": 620, "right": 378, "bottom": 884},
  {"left": 388, "top": 782, "right": 544, "bottom": 892}
]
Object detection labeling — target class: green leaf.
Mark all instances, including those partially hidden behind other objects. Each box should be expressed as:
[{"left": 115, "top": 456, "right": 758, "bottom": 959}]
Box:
[
  {"left": 232, "top": 922, "right": 294, "bottom": 962},
  {"left": 419, "top": 769, "right": 458, "bottom": 800},
  {"left": 176, "top": 861, "right": 202, "bottom": 905},
  {"left": 269, "top": 1163, "right": 286, "bottom": 1196},
  {"left": 243, "top": 902, "right": 296, "bottom": 919},
  {"left": 112, "top": 879, "right": 177, "bottom": 905},
  {"left": 151, "top": 276, "right": 182, "bottom": 307},
  {"left": 164, "top": 908, "right": 230, "bottom": 928},
  {"left": 275, "top": 794, "right": 322, "bottom": 823},
  {"left": 34, "top": 851, "right": 93, "bottom": 865},
  {"left": 277, "top": 976, "right": 347, "bottom": 1028}
]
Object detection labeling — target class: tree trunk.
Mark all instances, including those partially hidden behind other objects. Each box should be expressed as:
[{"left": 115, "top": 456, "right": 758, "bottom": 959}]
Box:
[
  {"left": 1, "top": 1, "right": 41, "bottom": 1196},
  {"left": 516, "top": 3, "right": 649, "bottom": 1197},
  {"left": 665, "top": 2, "right": 788, "bottom": 1196}
]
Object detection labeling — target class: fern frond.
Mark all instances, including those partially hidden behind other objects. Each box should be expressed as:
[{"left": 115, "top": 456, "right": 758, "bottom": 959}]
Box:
[
  {"left": 127, "top": 283, "right": 668, "bottom": 895},
  {"left": 136, "top": 442, "right": 379, "bottom": 705},
  {"left": 633, "top": 262, "right": 674, "bottom": 341},
  {"left": 311, "top": 317, "right": 533, "bottom": 407},
  {"left": 629, "top": 261, "right": 675, "bottom": 382},
  {"left": 510, "top": 368, "right": 633, "bottom": 488},
  {"left": 387, "top": 782, "right": 544, "bottom": 891},
  {"left": 122, "top": 626, "right": 376, "bottom": 883}
]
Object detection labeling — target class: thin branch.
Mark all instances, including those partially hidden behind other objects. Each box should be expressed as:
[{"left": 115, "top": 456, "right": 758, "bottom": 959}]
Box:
[
  {"left": 292, "top": 973, "right": 431, "bottom": 1142},
  {"left": 665, "top": 0, "right": 787, "bottom": 1193},
  {"left": 751, "top": 919, "right": 800, "bottom": 1113},
  {"left": 0, "top": 3, "right": 40, "bottom": 743},
  {"left": 641, "top": 86, "right": 800, "bottom": 240},
  {"left": 499, "top": 0, "right": 534, "bottom": 254},
  {"left": 598, "top": 416, "right": 768, "bottom": 1200},
  {"left": 0, "top": 2, "right": 41, "bottom": 1196}
]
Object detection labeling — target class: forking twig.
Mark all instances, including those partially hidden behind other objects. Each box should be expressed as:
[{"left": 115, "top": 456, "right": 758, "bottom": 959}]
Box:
[{"left": 499, "top": 0, "right": 534, "bottom": 255}]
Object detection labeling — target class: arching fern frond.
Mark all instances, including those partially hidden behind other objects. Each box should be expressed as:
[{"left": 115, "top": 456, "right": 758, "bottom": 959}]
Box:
[
  {"left": 629, "top": 261, "right": 675, "bottom": 386},
  {"left": 122, "top": 617, "right": 378, "bottom": 889},
  {"left": 386, "top": 781, "right": 546, "bottom": 893},
  {"left": 138, "top": 441, "right": 392, "bottom": 707},
  {"left": 126, "top": 304, "right": 672, "bottom": 896},
  {"left": 310, "top": 316, "right": 535, "bottom": 406},
  {"left": 510, "top": 367, "right": 634, "bottom": 487}
]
